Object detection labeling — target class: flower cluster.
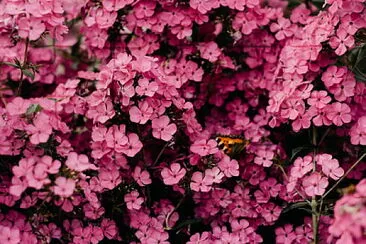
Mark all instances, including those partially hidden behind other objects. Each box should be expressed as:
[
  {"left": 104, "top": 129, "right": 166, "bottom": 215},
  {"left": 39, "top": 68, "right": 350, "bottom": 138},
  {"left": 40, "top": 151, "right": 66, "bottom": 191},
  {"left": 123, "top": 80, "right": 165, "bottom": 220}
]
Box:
[
  {"left": 0, "top": 0, "right": 366, "bottom": 243},
  {"left": 328, "top": 179, "right": 366, "bottom": 244}
]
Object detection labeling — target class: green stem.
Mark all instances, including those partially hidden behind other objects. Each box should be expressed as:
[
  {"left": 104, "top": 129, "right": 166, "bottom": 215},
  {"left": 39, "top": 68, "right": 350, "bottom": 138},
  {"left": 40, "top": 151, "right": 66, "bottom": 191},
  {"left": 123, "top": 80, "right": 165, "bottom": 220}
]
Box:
[
  {"left": 152, "top": 141, "right": 169, "bottom": 166},
  {"left": 312, "top": 126, "right": 319, "bottom": 244},
  {"left": 17, "top": 38, "right": 29, "bottom": 96},
  {"left": 165, "top": 195, "right": 185, "bottom": 230}
]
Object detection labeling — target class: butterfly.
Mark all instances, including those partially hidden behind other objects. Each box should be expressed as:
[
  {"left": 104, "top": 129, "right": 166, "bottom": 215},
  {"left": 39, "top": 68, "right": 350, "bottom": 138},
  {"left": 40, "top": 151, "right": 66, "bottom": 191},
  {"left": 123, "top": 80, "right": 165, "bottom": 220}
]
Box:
[{"left": 215, "top": 135, "right": 250, "bottom": 156}]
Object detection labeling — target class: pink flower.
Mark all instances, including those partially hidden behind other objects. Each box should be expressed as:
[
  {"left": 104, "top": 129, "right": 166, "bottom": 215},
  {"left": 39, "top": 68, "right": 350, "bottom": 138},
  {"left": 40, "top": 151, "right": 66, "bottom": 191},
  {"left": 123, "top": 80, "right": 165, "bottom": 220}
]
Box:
[
  {"left": 152, "top": 116, "right": 177, "bottom": 141},
  {"left": 124, "top": 191, "right": 144, "bottom": 210},
  {"left": 198, "top": 41, "right": 221, "bottom": 62},
  {"left": 316, "top": 154, "right": 344, "bottom": 180},
  {"left": 218, "top": 155, "right": 239, "bottom": 177},
  {"left": 275, "top": 224, "right": 296, "bottom": 244},
  {"left": 40, "top": 155, "right": 61, "bottom": 174},
  {"left": 0, "top": 226, "right": 20, "bottom": 244},
  {"left": 190, "top": 172, "right": 212, "bottom": 192},
  {"left": 261, "top": 203, "right": 282, "bottom": 223},
  {"left": 329, "top": 28, "right": 354, "bottom": 56},
  {"left": 302, "top": 173, "right": 329, "bottom": 197},
  {"left": 328, "top": 74, "right": 356, "bottom": 102},
  {"left": 124, "top": 133, "right": 143, "bottom": 157},
  {"left": 187, "top": 232, "right": 210, "bottom": 244},
  {"left": 161, "top": 163, "right": 186, "bottom": 185},
  {"left": 321, "top": 66, "right": 347, "bottom": 87},
  {"left": 326, "top": 102, "right": 352, "bottom": 126},
  {"left": 190, "top": 0, "right": 218, "bottom": 14},
  {"left": 290, "top": 156, "right": 313, "bottom": 179},
  {"left": 129, "top": 101, "right": 153, "bottom": 124},
  {"left": 25, "top": 112, "right": 53, "bottom": 145},
  {"left": 103, "top": 0, "right": 134, "bottom": 11},
  {"left": 53, "top": 177, "right": 76, "bottom": 198},
  {"left": 134, "top": 1, "right": 156, "bottom": 19},
  {"left": 18, "top": 17, "right": 46, "bottom": 41},
  {"left": 101, "top": 218, "right": 118, "bottom": 239},
  {"left": 90, "top": 226, "right": 104, "bottom": 244},
  {"left": 350, "top": 116, "right": 366, "bottom": 145},
  {"left": 135, "top": 78, "right": 158, "bottom": 97},
  {"left": 205, "top": 167, "right": 224, "bottom": 184},
  {"left": 99, "top": 170, "right": 121, "bottom": 190},
  {"left": 133, "top": 166, "right": 152, "bottom": 186},
  {"left": 6, "top": 97, "right": 30, "bottom": 116},
  {"left": 307, "top": 90, "right": 331, "bottom": 109},
  {"left": 66, "top": 152, "right": 98, "bottom": 172},
  {"left": 254, "top": 150, "right": 274, "bottom": 167},
  {"left": 270, "top": 17, "right": 293, "bottom": 41},
  {"left": 190, "top": 139, "right": 218, "bottom": 156}
]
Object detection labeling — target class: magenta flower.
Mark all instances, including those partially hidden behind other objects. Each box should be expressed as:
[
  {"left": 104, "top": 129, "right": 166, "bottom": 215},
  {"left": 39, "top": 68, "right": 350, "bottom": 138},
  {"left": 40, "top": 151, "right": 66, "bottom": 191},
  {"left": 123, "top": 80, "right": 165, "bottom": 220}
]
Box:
[
  {"left": 124, "top": 190, "right": 144, "bottom": 210},
  {"left": 254, "top": 150, "right": 274, "bottom": 167},
  {"left": 66, "top": 152, "right": 98, "bottom": 172},
  {"left": 350, "top": 116, "right": 366, "bottom": 145},
  {"left": 190, "top": 139, "right": 218, "bottom": 156},
  {"left": 218, "top": 155, "right": 239, "bottom": 177},
  {"left": 25, "top": 112, "right": 53, "bottom": 145},
  {"left": 135, "top": 78, "right": 158, "bottom": 97},
  {"left": 161, "top": 163, "right": 186, "bottom": 185},
  {"left": 53, "top": 177, "right": 76, "bottom": 198},
  {"left": 99, "top": 170, "right": 121, "bottom": 190},
  {"left": 6, "top": 97, "right": 30, "bottom": 116},
  {"left": 18, "top": 17, "right": 45, "bottom": 41},
  {"left": 190, "top": 172, "right": 212, "bottom": 192},
  {"left": 187, "top": 232, "right": 210, "bottom": 244},
  {"left": 328, "top": 74, "right": 356, "bottom": 102},
  {"left": 190, "top": 0, "right": 218, "bottom": 14},
  {"left": 40, "top": 155, "right": 61, "bottom": 174},
  {"left": 101, "top": 218, "right": 118, "bottom": 240},
  {"left": 261, "top": 203, "right": 282, "bottom": 223},
  {"left": 275, "top": 224, "right": 296, "bottom": 244},
  {"left": 307, "top": 90, "right": 331, "bottom": 109},
  {"left": 0, "top": 226, "right": 20, "bottom": 244},
  {"left": 321, "top": 65, "right": 347, "bottom": 87},
  {"left": 133, "top": 166, "right": 152, "bottom": 186},
  {"left": 302, "top": 173, "right": 329, "bottom": 197},
  {"left": 198, "top": 41, "right": 222, "bottom": 62},
  {"left": 103, "top": 0, "right": 134, "bottom": 11},
  {"left": 326, "top": 102, "right": 352, "bottom": 126},
  {"left": 329, "top": 28, "right": 354, "bottom": 56},
  {"left": 124, "top": 133, "right": 143, "bottom": 157},
  {"left": 270, "top": 17, "right": 293, "bottom": 41},
  {"left": 129, "top": 101, "right": 153, "bottom": 124},
  {"left": 290, "top": 156, "right": 313, "bottom": 179},
  {"left": 205, "top": 167, "right": 224, "bottom": 184},
  {"left": 316, "top": 154, "right": 344, "bottom": 180},
  {"left": 152, "top": 116, "right": 177, "bottom": 141}
]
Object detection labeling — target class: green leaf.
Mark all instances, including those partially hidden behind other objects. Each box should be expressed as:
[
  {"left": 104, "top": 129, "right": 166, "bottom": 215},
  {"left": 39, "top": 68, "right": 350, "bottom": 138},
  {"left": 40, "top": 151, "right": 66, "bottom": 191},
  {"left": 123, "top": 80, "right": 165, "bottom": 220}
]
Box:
[
  {"left": 22, "top": 69, "right": 35, "bottom": 80},
  {"left": 290, "top": 146, "right": 311, "bottom": 161},
  {"left": 1, "top": 61, "right": 20, "bottom": 68},
  {"left": 283, "top": 201, "right": 310, "bottom": 214},
  {"left": 25, "top": 104, "right": 42, "bottom": 116},
  {"left": 171, "top": 218, "right": 202, "bottom": 231}
]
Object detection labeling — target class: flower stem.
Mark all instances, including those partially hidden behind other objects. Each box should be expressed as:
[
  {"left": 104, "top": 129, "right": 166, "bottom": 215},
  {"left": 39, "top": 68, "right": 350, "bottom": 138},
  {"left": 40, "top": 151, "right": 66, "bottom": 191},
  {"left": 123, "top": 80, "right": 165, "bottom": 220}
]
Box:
[
  {"left": 312, "top": 126, "right": 319, "bottom": 244},
  {"left": 17, "top": 38, "right": 29, "bottom": 96}
]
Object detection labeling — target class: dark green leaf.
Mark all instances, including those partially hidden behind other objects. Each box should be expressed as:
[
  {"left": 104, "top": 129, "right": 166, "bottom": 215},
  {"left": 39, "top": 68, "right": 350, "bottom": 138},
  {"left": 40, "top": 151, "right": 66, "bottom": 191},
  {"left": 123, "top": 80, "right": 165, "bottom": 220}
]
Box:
[
  {"left": 283, "top": 201, "right": 310, "bottom": 214},
  {"left": 22, "top": 69, "right": 35, "bottom": 80},
  {"left": 171, "top": 218, "right": 202, "bottom": 231},
  {"left": 290, "top": 146, "right": 311, "bottom": 161},
  {"left": 1, "top": 61, "right": 19, "bottom": 68},
  {"left": 25, "top": 104, "right": 42, "bottom": 116}
]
